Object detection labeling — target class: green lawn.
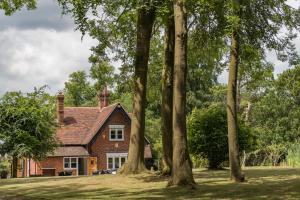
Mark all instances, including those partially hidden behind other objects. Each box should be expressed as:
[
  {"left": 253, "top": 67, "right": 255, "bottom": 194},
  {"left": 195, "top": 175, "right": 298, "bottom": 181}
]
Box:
[{"left": 0, "top": 167, "right": 299, "bottom": 200}]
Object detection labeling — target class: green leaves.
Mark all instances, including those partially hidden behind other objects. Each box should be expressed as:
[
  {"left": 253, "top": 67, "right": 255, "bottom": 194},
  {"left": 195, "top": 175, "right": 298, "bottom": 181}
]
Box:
[
  {"left": 0, "top": 86, "right": 57, "bottom": 161},
  {"left": 89, "top": 60, "right": 115, "bottom": 91},
  {"left": 0, "top": 0, "right": 36, "bottom": 15},
  {"left": 251, "top": 66, "right": 300, "bottom": 161},
  {"left": 187, "top": 104, "right": 254, "bottom": 168},
  {"left": 64, "top": 71, "right": 96, "bottom": 106}
]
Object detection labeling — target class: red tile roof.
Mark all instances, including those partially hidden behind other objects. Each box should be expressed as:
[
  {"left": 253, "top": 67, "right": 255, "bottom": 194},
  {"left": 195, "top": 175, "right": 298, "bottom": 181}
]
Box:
[
  {"left": 55, "top": 103, "right": 152, "bottom": 159},
  {"left": 49, "top": 146, "right": 89, "bottom": 157},
  {"left": 56, "top": 104, "right": 118, "bottom": 145}
]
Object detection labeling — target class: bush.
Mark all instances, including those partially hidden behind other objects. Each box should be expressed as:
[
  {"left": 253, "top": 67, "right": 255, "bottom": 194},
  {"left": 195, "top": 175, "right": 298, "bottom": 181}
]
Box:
[
  {"left": 287, "top": 143, "right": 300, "bottom": 167},
  {"left": 191, "top": 155, "right": 209, "bottom": 168},
  {"left": 188, "top": 103, "right": 255, "bottom": 169},
  {"left": 0, "top": 157, "right": 10, "bottom": 179}
]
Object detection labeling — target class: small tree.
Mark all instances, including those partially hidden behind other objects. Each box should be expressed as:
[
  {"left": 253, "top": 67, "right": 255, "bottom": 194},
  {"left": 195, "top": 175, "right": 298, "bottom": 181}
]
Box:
[
  {"left": 188, "top": 104, "right": 254, "bottom": 169},
  {"left": 0, "top": 87, "right": 57, "bottom": 177}
]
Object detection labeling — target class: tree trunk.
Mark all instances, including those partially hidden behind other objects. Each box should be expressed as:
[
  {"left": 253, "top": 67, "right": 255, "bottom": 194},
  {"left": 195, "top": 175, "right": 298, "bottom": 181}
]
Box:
[
  {"left": 168, "top": 0, "right": 195, "bottom": 187},
  {"left": 161, "top": 2, "right": 175, "bottom": 176},
  {"left": 11, "top": 156, "right": 18, "bottom": 178},
  {"left": 227, "top": 30, "right": 245, "bottom": 182},
  {"left": 120, "top": 1, "right": 156, "bottom": 174}
]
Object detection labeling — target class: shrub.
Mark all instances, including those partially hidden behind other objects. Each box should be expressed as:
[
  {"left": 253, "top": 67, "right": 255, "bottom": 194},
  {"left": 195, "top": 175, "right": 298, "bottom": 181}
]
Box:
[
  {"left": 188, "top": 103, "right": 254, "bottom": 169},
  {"left": 0, "top": 157, "right": 10, "bottom": 179},
  {"left": 287, "top": 143, "right": 300, "bottom": 167}
]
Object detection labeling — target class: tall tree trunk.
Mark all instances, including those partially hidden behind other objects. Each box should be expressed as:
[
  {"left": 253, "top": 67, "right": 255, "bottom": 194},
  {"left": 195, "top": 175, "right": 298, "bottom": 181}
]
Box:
[
  {"left": 168, "top": 0, "right": 195, "bottom": 187},
  {"left": 120, "top": 1, "right": 156, "bottom": 174},
  {"left": 11, "top": 156, "right": 18, "bottom": 178},
  {"left": 227, "top": 30, "right": 245, "bottom": 182},
  {"left": 161, "top": 2, "right": 175, "bottom": 176}
]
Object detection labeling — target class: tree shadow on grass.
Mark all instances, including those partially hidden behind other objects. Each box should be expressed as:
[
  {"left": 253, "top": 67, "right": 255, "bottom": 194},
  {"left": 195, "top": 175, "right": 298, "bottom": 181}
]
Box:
[
  {"left": 0, "top": 168, "right": 300, "bottom": 200},
  {"left": 0, "top": 175, "right": 89, "bottom": 186},
  {"left": 8, "top": 177, "right": 299, "bottom": 200}
]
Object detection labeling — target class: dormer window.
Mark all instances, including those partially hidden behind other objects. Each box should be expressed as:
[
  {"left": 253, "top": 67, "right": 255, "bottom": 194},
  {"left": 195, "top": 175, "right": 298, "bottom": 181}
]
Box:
[{"left": 109, "top": 125, "right": 124, "bottom": 141}]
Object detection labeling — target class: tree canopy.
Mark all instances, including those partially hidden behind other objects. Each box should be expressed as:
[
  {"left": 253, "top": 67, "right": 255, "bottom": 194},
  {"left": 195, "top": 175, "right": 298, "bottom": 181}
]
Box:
[{"left": 0, "top": 86, "right": 57, "bottom": 160}]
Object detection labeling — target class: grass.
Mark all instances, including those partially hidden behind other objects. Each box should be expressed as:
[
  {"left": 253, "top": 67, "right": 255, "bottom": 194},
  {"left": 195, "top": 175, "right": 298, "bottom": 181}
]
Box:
[{"left": 0, "top": 167, "right": 300, "bottom": 199}]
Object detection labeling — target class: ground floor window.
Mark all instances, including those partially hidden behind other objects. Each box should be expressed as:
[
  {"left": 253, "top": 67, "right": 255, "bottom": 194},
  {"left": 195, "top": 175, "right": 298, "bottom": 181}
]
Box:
[
  {"left": 64, "top": 157, "right": 77, "bottom": 169},
  {"left": 106, "top": 153, "right": 128, "bottom": 170}
]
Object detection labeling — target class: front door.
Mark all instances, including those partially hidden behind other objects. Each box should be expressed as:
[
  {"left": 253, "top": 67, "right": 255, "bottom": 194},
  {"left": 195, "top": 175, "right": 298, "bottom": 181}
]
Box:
[
  {"left": 87, "top": 157, "right": 97, "bottom": 175},
  {"left": 78, "top": 158, "right": 87, "bottom": 175}
]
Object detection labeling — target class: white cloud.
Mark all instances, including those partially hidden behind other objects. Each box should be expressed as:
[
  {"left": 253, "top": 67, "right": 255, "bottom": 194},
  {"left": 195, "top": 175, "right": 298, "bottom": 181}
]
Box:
[{"left": 0, "top": 28, "right": 96, "bottom": 95}]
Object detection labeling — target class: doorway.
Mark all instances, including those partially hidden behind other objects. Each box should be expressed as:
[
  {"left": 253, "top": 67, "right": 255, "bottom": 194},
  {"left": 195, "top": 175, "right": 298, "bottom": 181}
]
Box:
[{"left": 78, "top": 157, "right": 87, "bottom": 175}]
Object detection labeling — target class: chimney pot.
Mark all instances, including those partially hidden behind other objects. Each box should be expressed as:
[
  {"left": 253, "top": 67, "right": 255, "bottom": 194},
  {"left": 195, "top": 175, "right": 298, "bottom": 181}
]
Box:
[
  {"left": 57, "top": 92, "right": 64, "bottom": 125},
  {"left": 98, "top": 86, "right": 109, "bottom": 109}
]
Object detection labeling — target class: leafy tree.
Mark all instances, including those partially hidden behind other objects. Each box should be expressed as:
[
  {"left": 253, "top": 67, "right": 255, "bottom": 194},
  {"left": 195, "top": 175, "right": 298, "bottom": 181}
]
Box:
[
  {"left": 186, "top": 0, "right": 228, "bottom": 111},
  {"left": 58, "top": 0, "right": 160, "bottom": 174},
  {"left": 188, "top": 104, "right": 255, "bottom": 169},
  {"left": 121, "top": 0, "right": 157, "bottom": 174},
  {"left": 251, "top": 66, "right": 300, "bottom": 165},
  {"left": 89, "top": 57, "right": 115, "bottom": 91},
  {"left": 161, "top": 0, "right": 174, "bottom": 176},
  {"left": 0, "top": 0, "right": 36, "bottom": 15},
  {"left": 64, "top": 71, "right": 96, "bottom": 106},
  {"left": 224, "top": 0, "right": 299, "bottom": 182},
  {"left": 0, "top": 87, "right": 57, "bottom": 177},
  {"left": 169, "top": 0, "right": 195, "bottom": 187}
]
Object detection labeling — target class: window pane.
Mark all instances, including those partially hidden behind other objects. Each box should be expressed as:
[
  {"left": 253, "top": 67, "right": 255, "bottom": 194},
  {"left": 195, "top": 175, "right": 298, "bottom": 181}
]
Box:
[
  {"left": 71, "top": 162, "right": 76, "bottom": 168},
  {"left": 115, "top": 157, "right": 120, "bottom": 169},
  {"left": 117, "top": 130, "right": 123, "bottom": 139},
  {"left": 108, "top": 157, "right": 113, "bottom": 169},
  {"left": 121, "top": 157, "right": 126, "bottom": 166},
  {"left": 110, "top": 130, "right": 116, "bottom": 139},
  {"left": 70, "top": 158, "right": 77, "bottom": 168},
  {"left": 64, "top": 158, "right": 70, "bottom": 168}
]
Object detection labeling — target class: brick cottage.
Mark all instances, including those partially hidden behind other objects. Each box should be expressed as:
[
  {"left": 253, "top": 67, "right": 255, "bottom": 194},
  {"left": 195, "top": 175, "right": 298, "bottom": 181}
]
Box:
[{"left": 17, "top": 87, "right": 152, "bottom": 177}]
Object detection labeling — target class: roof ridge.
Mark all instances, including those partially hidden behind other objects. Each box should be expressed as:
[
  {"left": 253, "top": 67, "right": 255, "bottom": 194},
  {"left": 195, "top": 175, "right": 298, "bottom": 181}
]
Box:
[
  {"left": 99, "top": 103, "right": 119, "bottom": 112},
  {"left": 65, "top": 103, "right": 120, "bottom": 110}
]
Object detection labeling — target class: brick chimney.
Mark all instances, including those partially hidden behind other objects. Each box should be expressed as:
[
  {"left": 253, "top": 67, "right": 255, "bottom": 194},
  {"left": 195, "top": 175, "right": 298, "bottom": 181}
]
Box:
[
  {"left": 99, "top": 86, "right": 109, "bottom": 109},
  {"left": 57, "top": 92, "right": 64, "bottom": 125}
]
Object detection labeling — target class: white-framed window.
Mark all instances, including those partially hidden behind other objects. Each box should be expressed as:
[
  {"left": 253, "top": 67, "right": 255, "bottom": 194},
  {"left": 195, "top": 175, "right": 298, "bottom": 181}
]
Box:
[
  {"left": 64, "top": 157, "right": 78, "bottom": 169},
  {"left": 106, "top": 153, "right": 128, "bottom": 170},
  {"left": 109, "top": 125, "right": 124, "bottom": 141}
]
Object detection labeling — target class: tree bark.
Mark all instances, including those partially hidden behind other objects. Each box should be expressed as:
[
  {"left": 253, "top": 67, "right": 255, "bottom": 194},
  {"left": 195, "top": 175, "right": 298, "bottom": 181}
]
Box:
[
  {"left": 11, "top": 156, "right": 18, "bottom": 178},
  {"left": 161, "top": 2, "right": 175, "bottom": 176},
  {"left": 168, "top": 0, "right": 195, "bottom": 187},
  {"left": 227, "top": 30, "right": 245, "bottom": 182},
  {"left": 120, "top": 1, "right": 156, "bottom": 174}
]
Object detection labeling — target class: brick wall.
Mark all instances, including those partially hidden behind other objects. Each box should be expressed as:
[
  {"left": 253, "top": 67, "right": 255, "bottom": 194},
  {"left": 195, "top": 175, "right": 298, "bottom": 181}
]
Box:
[
  {"left": 90, "top": 108, "right": 131, "bottom": 170},
  {"left": 37, "top": 157, "right": 68, "bottom": 176}
]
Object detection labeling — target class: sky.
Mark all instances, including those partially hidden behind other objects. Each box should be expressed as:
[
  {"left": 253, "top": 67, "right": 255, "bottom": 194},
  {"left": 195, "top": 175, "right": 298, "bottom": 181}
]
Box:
[{"left": 0, "top": 0, "right": 299, "bottom": 96}]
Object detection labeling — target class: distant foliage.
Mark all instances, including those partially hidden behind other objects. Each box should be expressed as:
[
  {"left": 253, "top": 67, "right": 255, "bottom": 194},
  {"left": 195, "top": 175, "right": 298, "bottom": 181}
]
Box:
[
  {"left": 251, "top": 66, "right": 300, "bottom": 165},
  {"left": 64, "top": 71, "right": 97, "bottom": 107},
  {"left": 188, "top": 104, "right": 255, "bottom": 169},
  {"left": 287, "top": 144, "right": 300, "bottom": 167},
  {"left": 0, "top": 157, "right": 10, "bottom": 177}
]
